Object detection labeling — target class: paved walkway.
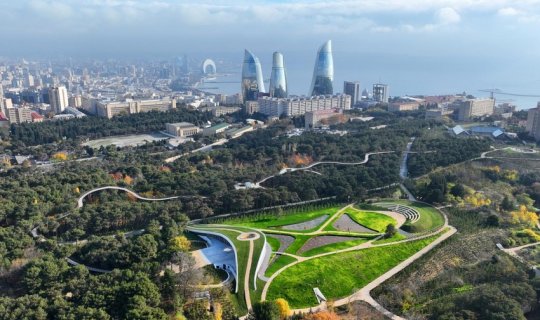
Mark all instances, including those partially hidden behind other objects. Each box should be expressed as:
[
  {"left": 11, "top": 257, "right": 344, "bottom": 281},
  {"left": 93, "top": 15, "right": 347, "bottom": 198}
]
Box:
[
  {"left": 256, "top": 151, "right": 395, "bottom": 187},
  {"left": 77, "top": 186, "right": 188, "bottom": 208},
  {"left": 244, "top": 239, "right": 255, "bottom": 310},
  {"left": 502, "top": 241, "right": 540, "bottom": 257}
]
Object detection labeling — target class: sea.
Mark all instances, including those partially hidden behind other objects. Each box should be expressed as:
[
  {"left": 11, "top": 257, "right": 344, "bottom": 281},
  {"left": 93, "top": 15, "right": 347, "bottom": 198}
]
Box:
[{"left": 200, "top": 51, "right": 540, "bottom": 110}]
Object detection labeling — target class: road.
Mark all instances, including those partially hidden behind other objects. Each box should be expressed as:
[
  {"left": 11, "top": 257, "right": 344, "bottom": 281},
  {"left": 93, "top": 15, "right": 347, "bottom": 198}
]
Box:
[
  {"left": 164, "top": 138, "right": 228, "bottom": 163},
  {"left": 399, "top": 137, "right": 415, "bottom": 179}
]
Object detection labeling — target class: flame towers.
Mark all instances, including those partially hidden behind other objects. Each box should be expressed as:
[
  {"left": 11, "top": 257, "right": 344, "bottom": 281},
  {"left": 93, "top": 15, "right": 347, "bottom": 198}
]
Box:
[
  {"left": 309, "top": 40, "right": 334, "bottom": 96},
  {"left": 241, "top": 49, "right": 265, "bottom": 102},
  {"left": 269, "top": 52, "right": 287, "bottom": 98}
]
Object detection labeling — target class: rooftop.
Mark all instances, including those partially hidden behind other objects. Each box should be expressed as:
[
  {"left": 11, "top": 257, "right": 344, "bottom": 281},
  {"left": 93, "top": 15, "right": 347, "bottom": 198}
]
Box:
[{"left": 168, "top": 122, "right": 197, "bottom": 128}]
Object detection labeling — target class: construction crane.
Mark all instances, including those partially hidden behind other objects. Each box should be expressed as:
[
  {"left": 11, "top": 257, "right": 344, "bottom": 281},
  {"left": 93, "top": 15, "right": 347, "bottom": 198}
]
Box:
[{"left": 479, "top": 89, "right": 540, "bottom": 99}]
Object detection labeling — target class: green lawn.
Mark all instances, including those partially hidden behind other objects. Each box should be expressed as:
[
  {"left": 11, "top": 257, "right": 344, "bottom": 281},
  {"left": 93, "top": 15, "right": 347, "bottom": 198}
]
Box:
[
  {"left": 400, "top": 202, "right": 444, "bottom": 233},
  {"left": 266, "top": 236, "right": 281, "bottom": 252},
  {"left": 345, "top": 208, "right": 397, "bottom": 233},
  {"left": 265, "top": 255, "right": 297, "bottom": 277},
  {"left": 300, "top": 237, "right": 372, "bottom": 257},
  {"left": 373, "top": 232, "right": 406, "bottom": 244},
  {"left": 218, "top": 205, "right": 343, "bottom": 232},
  {"left": 266, "top": 234, "right": 441, "bottom": 308},
  {"left": 373, "top": 200, "right": 445, "bottom": 233},
  {"left": 284, "top": 235, "right": 311, "bottom": 254}
]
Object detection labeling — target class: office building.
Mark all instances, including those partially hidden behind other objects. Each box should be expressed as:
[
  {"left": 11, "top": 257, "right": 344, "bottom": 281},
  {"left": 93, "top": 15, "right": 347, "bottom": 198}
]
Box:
[
  {"left": 526, "top": 104, "right": 540, "bottom": 141},
  {"left": 310, "top": 40, "right": 334, "bottom": 96},
  {"left": 373, "top": 84, "right": 389, "bottom": 103},
  {"left": 388, "top": 102, "right": 420, "bottom": 112},
  {"left": 165, "top": 122, "right": 200, "bottom": 137},
  {"left": 454, "top": 98, "right": 495, "bottom": 121},
  {"left": 244, "top": 101, "right": 259, "bottom": 115},
  {"left": 5, "top": 107, "right": 33, "bottom": 124},
  {"left": 241, "top": 50, "right": 265, "bottom": 102},
  {"left": 69, "top": 95, "right": 82, "bottom": 108},
  {"left": 305, "top": 108, "right": 344, "bottom": 129},
  {"left": 0, "top": 84, "right": 5, "bottom": 116},
  {"left": 48, "top": 86, "right": 69, "bottom": 113},
  {"left": 269, "top": 52, "right": 287, "bottom": 98},
  {"left": 343, "top": 81, "right": 360, "bottom": 105},
  {"left": 258, "top": 94, "right": 351, "bottom": 117},
  {"left": 95, "top": 98, "right": 177, "bottom": 119}
]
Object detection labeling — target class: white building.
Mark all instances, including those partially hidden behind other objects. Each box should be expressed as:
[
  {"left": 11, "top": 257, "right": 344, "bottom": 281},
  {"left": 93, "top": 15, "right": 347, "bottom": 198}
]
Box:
[
  {"left": 96, "top": 98, "right": 177, "bottom": 119},
  {"left": 526, "top": 103, "right": 540, "bottom": 141},
  {"left": 49, "top": 86, "right": 69, "bottom": 113},
  {"left": 165, "top": 122, "right": 200, "bottom": 137},
  {"left": 258, "top": 94, "right": 351, "bottom": 117}
]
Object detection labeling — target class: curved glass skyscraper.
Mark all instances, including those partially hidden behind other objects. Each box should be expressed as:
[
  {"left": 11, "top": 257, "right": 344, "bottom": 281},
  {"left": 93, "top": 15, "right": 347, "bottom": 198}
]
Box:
[
  {"left": 309, "top": 40, "right": 334, "bottom": 96},
  {"left": 241, "top": 49, "right": 265, "bottom": 102},
  {"left": 269, "top": 52, "right": 287, "bottom": 98}
]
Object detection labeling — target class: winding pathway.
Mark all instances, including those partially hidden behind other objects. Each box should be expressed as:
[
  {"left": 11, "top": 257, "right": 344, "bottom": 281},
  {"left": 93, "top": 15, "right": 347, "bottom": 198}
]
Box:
[
  {"left": 255, "top": 151, "right": 395, "bottom": 187},
  {"left": 77, "top": 186, "right": 200, "bottom": 208}
]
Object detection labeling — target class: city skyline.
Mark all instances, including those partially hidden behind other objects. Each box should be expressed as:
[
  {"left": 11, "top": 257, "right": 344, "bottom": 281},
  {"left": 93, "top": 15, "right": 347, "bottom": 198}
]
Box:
[{"left": 1, "top": 1, "right": 540, "bottom": 108}]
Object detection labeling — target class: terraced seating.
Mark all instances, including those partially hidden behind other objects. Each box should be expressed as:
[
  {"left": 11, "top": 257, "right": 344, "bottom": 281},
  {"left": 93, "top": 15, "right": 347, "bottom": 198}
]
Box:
[{"left": 376, "top": 203, "right": 420, "bottom": 223}]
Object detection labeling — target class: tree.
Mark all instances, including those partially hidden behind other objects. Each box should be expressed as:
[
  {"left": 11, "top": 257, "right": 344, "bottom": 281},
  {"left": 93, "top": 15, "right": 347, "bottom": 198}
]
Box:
[
  {"left": 170, "top": 236, "right": 191, "bottom": 252},
  {"left": 213, "top": 302, "right": 223, "bottom": 320},
  {"left": 501, "top": 195, "right": 514, "bottom": 211},
  {"left": 275, "top": 298, "right": 290, "bottom": 320},
  {"left": 384, "top": 224, "right": 397, "bottom": 238},
  {"left": 450, "top": 184, "right": 466, "bottom": 198},
  {"left": 248, "top": 301, "right": 280, "bottom": 320}
]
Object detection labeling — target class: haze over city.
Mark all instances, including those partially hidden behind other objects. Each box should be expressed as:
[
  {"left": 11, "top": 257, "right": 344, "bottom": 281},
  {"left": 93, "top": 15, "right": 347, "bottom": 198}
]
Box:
[
  {"left": 2, "top": 0, "right": 540, "bottom": 107},
  {"left": 2, "top": 2, "right": 540, "bottom": 320}
]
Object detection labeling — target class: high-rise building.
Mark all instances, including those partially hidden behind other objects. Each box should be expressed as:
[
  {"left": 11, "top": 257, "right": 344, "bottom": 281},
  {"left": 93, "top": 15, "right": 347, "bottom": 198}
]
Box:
[
  {"left": 373, "top": 84, "right": 389, "bottom": 103},
  {"left": 241, "top": 50, "right": 265, "bottom": 103},
  {"left": 454, "top": 98, "right": 495, "bottom": 121},
  {"left": 343, "top": 81, "right": 360, "bottom": 105},
  {"left": 48, "top": 86, "right": 69, "bottom": 113},
  {"left": 269, "top": 52, "right": 287, "bottom": 98},
  {"left": 0, "top": 84, "right": 5, "bottom": 116},
  {"left": 526, "top": 103, "right": 540, "bottom": 141},
  {"left": 309, "top": 40, "right": 334, "bottom": 96}
]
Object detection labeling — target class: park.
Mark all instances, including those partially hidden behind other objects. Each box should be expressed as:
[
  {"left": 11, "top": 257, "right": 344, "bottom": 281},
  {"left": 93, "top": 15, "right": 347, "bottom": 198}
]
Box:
[{"left": 187, "top": 199, "right": 453, "bottom": 315}]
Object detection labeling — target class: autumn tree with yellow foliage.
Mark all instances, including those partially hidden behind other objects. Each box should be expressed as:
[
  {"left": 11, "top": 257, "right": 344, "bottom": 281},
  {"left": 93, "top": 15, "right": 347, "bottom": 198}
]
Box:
[
  {"left": 170, "top": 235, "right": 191, "bottom": 252},
  {"left": 51, "top": 152, "right": 68, "bottom": 161},
  {"left": 511, "top": 205, "right": 539, "bottom": 228},
  {"left": 275, "top": 298, "right": 290, "bottom": 320}
]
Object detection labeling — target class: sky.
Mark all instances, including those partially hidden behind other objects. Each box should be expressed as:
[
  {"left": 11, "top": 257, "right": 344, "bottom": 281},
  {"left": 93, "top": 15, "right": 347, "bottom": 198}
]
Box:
[{"left": 1, "top": 0, "right": 540, "bottom": 106}]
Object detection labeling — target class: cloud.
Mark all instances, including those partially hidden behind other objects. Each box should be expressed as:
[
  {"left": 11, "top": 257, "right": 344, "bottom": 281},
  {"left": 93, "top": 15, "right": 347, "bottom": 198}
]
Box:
[
  {"left": 497, "top": 5, "right": 540, "bottom": 23},
  {"left": 436, "top": 7, "right": 461, "bottom": 25},
  {"left": 498, "top": 7, "right": 522, "bottom": 16}
]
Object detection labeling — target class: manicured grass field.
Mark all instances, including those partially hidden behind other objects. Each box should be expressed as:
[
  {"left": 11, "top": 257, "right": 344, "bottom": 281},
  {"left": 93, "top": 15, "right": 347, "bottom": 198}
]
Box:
[
  {"left": 266, "top": 234, "right": 440, "bottom": 308},
  {"left": 266, "top": 236, "right": 281, "bottom": 252},
  {"left": 218, "top": 205, "right": 343, "bottom": 232},
  {"left": 265, "top": 255, "right": 297, "bottom": 277},
  {"left": 284, "top": 235, "right": 311, "bottom": 254},
  {"left": 300, "top": 237, "right": 371, "bottom": 257},
  {"left": 371, "top": 200, "right": 445, "bottom": 233},
  {"left": 393, "top": 201, "right": 445, "bottom": 233},
  {"left": 345, "top": 208, "right": 397, "bottom": 233},
  {"left": 373, "top": 232, "right": 406, "bottom": 244}
]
